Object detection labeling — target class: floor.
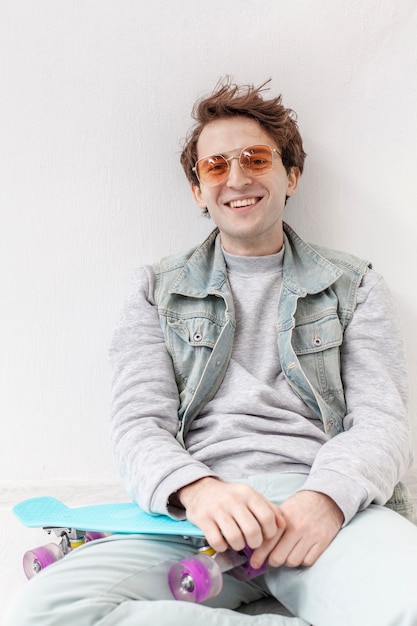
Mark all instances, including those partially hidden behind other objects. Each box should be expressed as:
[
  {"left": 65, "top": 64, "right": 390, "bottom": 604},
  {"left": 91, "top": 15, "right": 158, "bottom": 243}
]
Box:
[{"left": 1, "top": 472, "right": 417, "bottom": 623}]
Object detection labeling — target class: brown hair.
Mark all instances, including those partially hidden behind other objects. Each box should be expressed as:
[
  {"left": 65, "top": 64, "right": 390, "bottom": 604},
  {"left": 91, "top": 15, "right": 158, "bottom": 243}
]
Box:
[{"left": 180, "top": 77, "right": 306, "bottom": 187}]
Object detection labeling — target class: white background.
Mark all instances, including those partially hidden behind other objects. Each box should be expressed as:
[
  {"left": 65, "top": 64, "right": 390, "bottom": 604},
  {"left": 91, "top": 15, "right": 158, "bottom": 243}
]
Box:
[{"left": 1, "top": 0, "right": 416, "bottom": 483}]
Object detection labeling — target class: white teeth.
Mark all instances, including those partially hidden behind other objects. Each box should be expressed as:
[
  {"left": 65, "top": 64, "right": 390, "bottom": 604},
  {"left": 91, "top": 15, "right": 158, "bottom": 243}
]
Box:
[{"left": 229, "top": 198, "right": 257, "bottom": 209}]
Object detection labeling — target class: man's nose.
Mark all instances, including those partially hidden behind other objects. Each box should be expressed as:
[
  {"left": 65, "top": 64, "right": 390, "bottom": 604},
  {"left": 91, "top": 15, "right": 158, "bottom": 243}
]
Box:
[{"left": 226, "top": 157, "right": 251, "bottom": 188}]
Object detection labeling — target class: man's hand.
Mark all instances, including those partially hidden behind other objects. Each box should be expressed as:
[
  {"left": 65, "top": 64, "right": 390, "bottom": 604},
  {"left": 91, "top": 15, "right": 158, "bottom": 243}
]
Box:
[
  {"left": 250, "top": 490, "right": 344, "bottom": 569},
  {"left": 178, "top": 480, "right": 343, "bottom": 570},
  {"left": 178, "top": 477, "right": 286, "bottom": 554}
]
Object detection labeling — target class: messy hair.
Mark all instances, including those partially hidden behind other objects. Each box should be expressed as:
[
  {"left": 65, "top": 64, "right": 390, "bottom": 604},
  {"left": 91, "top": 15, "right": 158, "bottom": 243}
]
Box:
[{"left": 180, "top": 78, "right": 306, "bottom": 188}]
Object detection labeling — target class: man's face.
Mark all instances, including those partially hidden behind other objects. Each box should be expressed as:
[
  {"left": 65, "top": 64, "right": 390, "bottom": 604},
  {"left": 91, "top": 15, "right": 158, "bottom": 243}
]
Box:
[{"left": 191, "top": 116, "right": 299, "bottom": 256}]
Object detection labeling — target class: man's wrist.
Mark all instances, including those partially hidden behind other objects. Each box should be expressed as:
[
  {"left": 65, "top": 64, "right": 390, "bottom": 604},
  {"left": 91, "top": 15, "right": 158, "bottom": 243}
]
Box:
[
  {"left": 299, "top": 489, "right": 345, "bottom": 526},
  {"left": 177, "top": 476, "right": 220, "bottom": 509}
]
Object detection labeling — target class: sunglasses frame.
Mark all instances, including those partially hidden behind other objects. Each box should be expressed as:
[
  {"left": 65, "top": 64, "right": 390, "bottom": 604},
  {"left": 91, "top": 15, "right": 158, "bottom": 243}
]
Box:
[{"left": 193, "top": 144, "right": 281, "bottom": 187}]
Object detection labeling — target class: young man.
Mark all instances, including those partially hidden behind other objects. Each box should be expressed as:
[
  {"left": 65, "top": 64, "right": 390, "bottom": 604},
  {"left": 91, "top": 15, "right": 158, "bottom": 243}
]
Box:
[{"left": 7, "top": 80, "right": 417, "bottom": 625}]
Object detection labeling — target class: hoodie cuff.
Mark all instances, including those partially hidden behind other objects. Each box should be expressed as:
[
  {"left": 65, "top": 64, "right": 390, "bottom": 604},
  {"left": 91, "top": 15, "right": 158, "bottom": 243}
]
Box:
[{"left": 300, "top": 469, "right": 369, "bottom": 525}]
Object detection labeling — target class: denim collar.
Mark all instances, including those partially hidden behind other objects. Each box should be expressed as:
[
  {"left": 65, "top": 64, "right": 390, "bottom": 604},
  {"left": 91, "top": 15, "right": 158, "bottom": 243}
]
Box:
[{"left": 169, "top": 223, "right": 342, "bottom": 298}]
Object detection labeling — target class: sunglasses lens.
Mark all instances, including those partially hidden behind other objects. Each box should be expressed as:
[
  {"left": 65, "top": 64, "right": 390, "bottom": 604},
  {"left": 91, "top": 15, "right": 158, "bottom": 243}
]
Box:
[
  {"left": 241, "top": 146, "right": 273, "bottom": 174},
  {"left": 196, "top": 155, "right": 229, "bottom": 186}
]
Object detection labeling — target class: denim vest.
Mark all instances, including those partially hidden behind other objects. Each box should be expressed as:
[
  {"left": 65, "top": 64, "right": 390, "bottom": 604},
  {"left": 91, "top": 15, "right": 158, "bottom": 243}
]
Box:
[{"left": 152, "top": 223, "right": 415, "bottom": 522}]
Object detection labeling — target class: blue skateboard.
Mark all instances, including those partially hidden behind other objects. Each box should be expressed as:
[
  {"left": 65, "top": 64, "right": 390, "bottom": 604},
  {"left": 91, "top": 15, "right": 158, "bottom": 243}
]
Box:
[
  {"left": 13, "top": 496, "right": 266, "bottom": 602},
  {"left": 13, "top": 496, "right": 203, "bottom": 536}
]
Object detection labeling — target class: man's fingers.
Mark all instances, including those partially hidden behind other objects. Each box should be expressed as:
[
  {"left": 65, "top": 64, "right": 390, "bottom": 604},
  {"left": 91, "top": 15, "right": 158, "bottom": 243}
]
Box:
[
  {"left": 268, "top": 535, "right": 303, "bottom": 568},
  {"left": 249, "top": 509, "right": 286, "bottom": 568},
  {"left": 268, "top": 535, "right": 324, "bottom": 568},
  {"left": 248, "top": 501, "right": 282, "bottom": 542},
  {"left": 264, "top": 492, "right": 344, "bottom": 568},
  {"left": 180, "top": 479, "right": 283, "bottom": 553},
  {"left": 205, "top": 504, "right": 278, "bottom": 553},
  {"left": 201, "top": 520, "right": 228, "bottom": 553}
]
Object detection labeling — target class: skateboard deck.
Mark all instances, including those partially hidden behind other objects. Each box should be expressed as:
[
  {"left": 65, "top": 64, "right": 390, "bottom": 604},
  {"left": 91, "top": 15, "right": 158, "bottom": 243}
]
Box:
[{"left": 13, "top": 496, "right": 204, "bottom": 537}]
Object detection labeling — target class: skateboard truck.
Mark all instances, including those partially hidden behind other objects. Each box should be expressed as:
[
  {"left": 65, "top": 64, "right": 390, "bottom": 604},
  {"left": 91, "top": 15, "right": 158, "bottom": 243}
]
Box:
[{"left": 23, "top": 526, "right": 108, "bottom": 579}]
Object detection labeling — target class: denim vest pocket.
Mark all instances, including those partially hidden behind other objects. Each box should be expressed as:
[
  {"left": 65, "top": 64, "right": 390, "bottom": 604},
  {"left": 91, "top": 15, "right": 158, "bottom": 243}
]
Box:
[
  {"left": 164, "top": 315, "right": 224, "bottom": 393},
  {"left": 292, "top": 313, "right": 345, "bottom": 402}
]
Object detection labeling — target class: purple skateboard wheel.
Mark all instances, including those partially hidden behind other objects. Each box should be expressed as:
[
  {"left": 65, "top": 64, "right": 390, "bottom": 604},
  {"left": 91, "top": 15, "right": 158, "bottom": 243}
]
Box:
[
  {"left": 168, "top": 553, "right": 223, "bottom": 603},
  {"left": 23, "top": 543, "right": 63, "bottom": 579}
]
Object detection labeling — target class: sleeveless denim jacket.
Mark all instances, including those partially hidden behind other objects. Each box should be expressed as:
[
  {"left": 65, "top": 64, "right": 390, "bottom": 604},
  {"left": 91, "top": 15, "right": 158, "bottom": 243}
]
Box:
[{"left": 152, "top": 223, "right": 415, "bottom": 522}]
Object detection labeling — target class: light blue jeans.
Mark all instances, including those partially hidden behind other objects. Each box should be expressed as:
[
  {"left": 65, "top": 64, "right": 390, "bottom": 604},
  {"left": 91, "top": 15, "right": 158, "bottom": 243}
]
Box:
[{"left": 6, "top": 474, "right": 417, "bottom": 626}]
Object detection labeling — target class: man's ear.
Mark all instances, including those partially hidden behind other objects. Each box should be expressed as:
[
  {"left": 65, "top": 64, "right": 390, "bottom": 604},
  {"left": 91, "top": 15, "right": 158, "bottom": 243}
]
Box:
[
  {"left": 191, "top": 183, "right": 207, "bottom": 209},
  {"left": 286, "top": 167, "right": 301, "bottom": 197}
]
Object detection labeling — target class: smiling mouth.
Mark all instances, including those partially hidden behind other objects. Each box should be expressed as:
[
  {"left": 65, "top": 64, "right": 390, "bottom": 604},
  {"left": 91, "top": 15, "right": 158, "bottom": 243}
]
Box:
[{"left": 228, "top": 197, "right": 258, "bottom": 209}]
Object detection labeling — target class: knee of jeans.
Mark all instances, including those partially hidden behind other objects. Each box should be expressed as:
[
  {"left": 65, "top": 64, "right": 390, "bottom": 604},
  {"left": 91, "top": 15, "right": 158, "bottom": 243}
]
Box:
[{"left": 5, "top": 581, "right": 54, "bottom": 626}]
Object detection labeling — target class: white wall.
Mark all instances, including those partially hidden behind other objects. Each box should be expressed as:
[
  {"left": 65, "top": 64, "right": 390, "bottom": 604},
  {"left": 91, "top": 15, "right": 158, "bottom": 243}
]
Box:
[{"left": 1, "top": 0, "right": 416, "bottom": 482}]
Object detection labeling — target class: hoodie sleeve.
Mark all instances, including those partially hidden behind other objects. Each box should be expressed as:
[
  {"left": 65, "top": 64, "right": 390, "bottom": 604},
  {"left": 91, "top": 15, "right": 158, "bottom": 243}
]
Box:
[
  {"left": 109, "top": 266, "right": 218, "bottom": 517},
  {"left": 301, "top": 269, "right": 413, "bottom": 524}
]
